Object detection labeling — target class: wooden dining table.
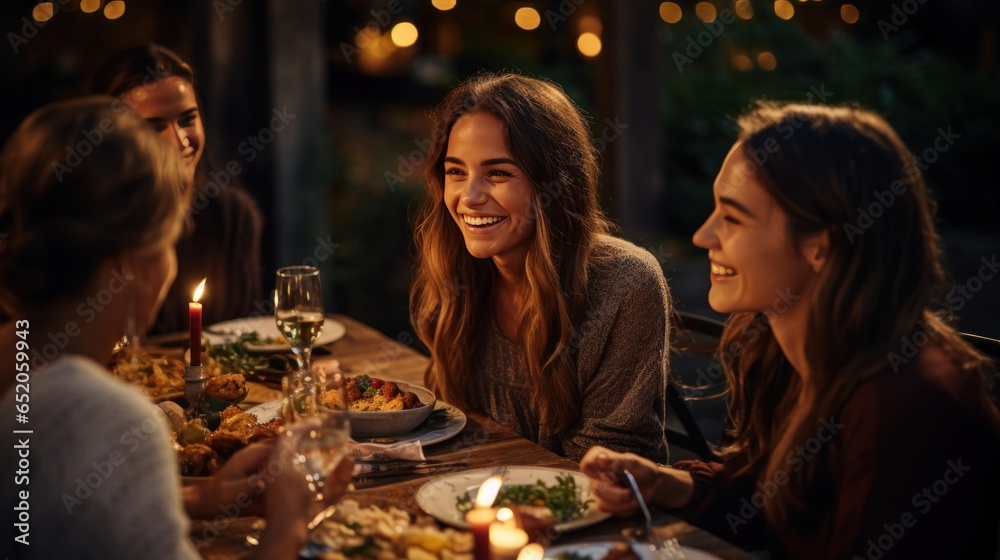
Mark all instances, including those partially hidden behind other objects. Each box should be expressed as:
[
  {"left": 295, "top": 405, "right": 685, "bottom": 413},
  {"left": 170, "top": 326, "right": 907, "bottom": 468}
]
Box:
[{"left": 164, "top": 314, "right": 754, "bottom": 560}]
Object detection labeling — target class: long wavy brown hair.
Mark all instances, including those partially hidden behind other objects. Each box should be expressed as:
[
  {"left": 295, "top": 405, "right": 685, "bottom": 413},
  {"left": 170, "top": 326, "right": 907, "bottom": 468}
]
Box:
[
  {"left": 718, "top": 102, "right": 994, "bottom": 532},
  {"left": 410, "top": 73, "right": 610, "bottom": 432}
]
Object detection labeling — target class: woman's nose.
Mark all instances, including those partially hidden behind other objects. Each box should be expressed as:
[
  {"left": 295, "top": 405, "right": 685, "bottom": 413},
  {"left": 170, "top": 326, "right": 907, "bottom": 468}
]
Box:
[
  {"left": 170, "top": 122, "right": 190, "bottom": 151},
  {"left": 461, "top": 176, "right": 489, "bottom": 206},
  {"left": 692, "top": 213, "right": 719, "bottom": 250}
]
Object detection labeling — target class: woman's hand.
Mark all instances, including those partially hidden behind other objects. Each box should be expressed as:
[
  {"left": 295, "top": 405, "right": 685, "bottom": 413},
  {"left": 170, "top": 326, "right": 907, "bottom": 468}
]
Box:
[
  {"left": 184, "top": 441, "right": 274, "bottom": 519},
  {"left": 580, "top": 447, "right": 661, "bottom": 516}
]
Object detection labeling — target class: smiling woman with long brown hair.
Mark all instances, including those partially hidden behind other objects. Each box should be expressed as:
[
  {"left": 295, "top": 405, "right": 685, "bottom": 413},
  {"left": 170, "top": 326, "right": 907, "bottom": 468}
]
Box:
[
  {"left": 410, "top": 73, "right": 671, "bottom": 462},
  {"left": 581, "top": 102, "right": 999, "bottom": 558}
]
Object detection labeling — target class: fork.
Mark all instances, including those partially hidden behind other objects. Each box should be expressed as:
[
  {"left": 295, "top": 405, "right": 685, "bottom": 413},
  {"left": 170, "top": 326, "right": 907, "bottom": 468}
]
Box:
[
  {"left": 620, "top": 469, "right": 686, "bottom": 560},
  {"left": 491, "top": 465, "right": 509, "bottom": 480}
]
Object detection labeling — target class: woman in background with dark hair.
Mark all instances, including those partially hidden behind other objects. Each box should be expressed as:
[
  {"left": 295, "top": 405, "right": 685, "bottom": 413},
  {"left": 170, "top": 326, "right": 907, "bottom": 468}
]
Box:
[
  {"left": 411, "top": 73, "right": 671, "bottom": 462},
  {"left": 581, "top": 102, "right": 1000, "bottom": 558},
  {"left": 90, "top": 44, "right": 264, "bottom": 333},
  {"left": 0, "top": 97, "right": 352, "bottom": 560}
]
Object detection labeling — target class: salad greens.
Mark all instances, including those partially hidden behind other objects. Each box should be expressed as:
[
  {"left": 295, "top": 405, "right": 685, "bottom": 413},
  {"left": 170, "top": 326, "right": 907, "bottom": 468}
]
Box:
[
  {"left": 456, "top": 474, "right": 592, "bottom": 524},
  {"left": 206, "top": 334, "right": 268, "bottom": 374}
]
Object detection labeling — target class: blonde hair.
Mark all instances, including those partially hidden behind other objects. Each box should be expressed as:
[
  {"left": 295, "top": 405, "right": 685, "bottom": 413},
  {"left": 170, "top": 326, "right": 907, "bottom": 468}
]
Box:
[
  {"left": 410, "top": 73, "right": 611, "bottom": 432},
  {"left": 0, "top": 96, "right": 187, "bottom": 314}
]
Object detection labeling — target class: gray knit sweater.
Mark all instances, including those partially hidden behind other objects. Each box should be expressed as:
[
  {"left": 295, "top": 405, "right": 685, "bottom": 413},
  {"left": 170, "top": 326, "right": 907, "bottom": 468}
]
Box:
[{"left": 467, "top": 235, "right": 671, "bottom": 463}]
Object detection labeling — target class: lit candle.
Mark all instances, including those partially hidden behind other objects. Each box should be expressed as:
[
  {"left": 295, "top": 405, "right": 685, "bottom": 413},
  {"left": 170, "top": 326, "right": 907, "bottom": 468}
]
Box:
[
  {"left": 189, "top": 278, "right": 206, "bottom": 367},
  {"left": 467, "top": 475, "right": 504, "bottom": 560},
  {"left": 489, "top": 524, "right": 528, "bottom": 560}
]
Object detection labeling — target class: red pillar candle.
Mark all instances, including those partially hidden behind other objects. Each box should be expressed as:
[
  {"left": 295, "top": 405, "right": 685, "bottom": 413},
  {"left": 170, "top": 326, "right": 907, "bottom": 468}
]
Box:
[
  {"left": 468, "top": 475, "right": 504, "bottom": 560},
  {"left": 189, "top": 278, "right": 206, "bottom": 367},
  {"left": 466, "top": 507, "right": 496, "bottom": 560}
]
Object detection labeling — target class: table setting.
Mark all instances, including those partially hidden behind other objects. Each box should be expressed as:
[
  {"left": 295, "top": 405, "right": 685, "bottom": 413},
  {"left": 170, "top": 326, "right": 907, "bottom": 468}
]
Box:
[{"left": 111, "top": 265, "right": 753, "bottom": 560}]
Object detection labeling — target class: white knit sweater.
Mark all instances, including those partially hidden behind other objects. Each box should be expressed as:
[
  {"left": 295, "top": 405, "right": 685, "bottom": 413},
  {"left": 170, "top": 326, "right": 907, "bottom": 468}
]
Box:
[{"left": 1, "top": 355, "right": 198, "bottom": 559}]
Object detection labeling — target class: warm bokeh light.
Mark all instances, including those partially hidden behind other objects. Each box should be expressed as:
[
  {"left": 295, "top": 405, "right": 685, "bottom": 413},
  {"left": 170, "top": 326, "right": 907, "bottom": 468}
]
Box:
[
  {"left": 514, "top": 7, "right": 541, "bottom": 30},
  {"left": 774, "top": 0, "right": 794, "bottom": 20},
  {"left": 731, "top": 53, "right": 753, "bottom": 71},
  {"left": 432, "top": 0, "right": 457, "bottom": 10},
  {"left": 390, "top": 22, "right": 418, "bottom": 47},
  {"left": 579, "top": 14, "right": 602, "bottom": 35},
  {"left": 659, "top": 2, "right": 682, "bottom": 24},
  {"left": 32, "top": 2, "right": 54, "bottom": 22},
  {"left": 734, "top": 0, "right": 753, "bottom": 20},
  {"left": 841, "top": 4, "right": 859, "bottom": 24},
  {"left": 695, "top": 2, "right": 718, "bottom": 23},
  {"left": 80, "top": 0, "right": 100, "bottom": 13},
  {"left": 577, "top": 32, "right": 602, "bottom": 57},
  {"left": 757, "top": 51, "right": 777, "bottom": 70},
  {"left": 516, "top": 544, "right": 545, "bottom": 560},
  {"left": 496, "top": 508, "right": 514, "bottom": 523},
  {"left": 104, "top": 0, "right": 125, "bottom": 20}
]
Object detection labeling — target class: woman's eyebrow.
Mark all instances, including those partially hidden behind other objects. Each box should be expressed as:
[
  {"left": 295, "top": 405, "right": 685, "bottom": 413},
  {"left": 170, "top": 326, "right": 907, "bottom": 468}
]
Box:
[{"left": 720, "top": 196, "right": 758, "bottom": 219}]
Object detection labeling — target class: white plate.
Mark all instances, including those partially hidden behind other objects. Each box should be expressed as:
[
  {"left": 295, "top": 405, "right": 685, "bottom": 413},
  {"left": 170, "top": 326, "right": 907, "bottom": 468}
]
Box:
[
  {"left": 415, "top": 466, "right": 611, "bottom": 532},
  {"left": 545, "top": 541, "right": 722, "bottom": 560},
  {"left": 203, "top": 315, "right": 346, "bottom": 353},
  {"left": 244, "top": 400, "right": 468, "bottom": 447}
]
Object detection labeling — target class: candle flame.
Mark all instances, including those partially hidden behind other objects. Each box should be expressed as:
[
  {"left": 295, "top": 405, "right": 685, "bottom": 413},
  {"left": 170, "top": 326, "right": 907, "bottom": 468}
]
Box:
[
  {"left": 193, "top": 278, "right": 207, "bottom": 302},
  {"left": 516, "top": 544, "right": 544, "bottom": 560},
  {"left": 496, "top": 507, "right": 514, "bottom": 523},
  {"left": 475, "top": 475, "right": 504, "bottom": 508}
]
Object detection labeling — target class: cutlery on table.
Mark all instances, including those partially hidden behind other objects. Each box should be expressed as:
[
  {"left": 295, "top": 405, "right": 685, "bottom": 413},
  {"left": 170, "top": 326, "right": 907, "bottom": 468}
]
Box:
[{"left": 620, "top": 469, "right": 686, "bottom": 560}]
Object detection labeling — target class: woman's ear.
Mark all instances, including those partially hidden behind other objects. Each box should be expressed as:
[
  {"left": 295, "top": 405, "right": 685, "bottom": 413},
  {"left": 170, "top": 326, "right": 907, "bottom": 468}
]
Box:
[{"left": 800, "top": 229, "right": 831, "bottom": 273}]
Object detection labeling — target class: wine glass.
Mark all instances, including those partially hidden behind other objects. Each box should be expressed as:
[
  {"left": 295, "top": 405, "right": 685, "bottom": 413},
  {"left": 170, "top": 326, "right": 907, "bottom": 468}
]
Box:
[{"left": 275, "top": 265, "right": 325, "bottom": 381}]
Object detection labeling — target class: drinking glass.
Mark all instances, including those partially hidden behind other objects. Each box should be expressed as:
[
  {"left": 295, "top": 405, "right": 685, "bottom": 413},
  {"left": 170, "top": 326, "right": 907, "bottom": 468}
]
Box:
[
  {"left": 291, "top": 368, "right": 351, "bottom": 529},
  {"left": 274, "top": 265, "right": 325, "bottom": 381}
]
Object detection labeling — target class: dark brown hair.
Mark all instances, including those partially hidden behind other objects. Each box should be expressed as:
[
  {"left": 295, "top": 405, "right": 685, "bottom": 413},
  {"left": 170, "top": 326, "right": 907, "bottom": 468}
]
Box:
[
  {"left": 410, "top": 73, "right": 610, "bottom": 431},
  {"left": 719, "top": 101, "right": 993, "bottom": 531}
]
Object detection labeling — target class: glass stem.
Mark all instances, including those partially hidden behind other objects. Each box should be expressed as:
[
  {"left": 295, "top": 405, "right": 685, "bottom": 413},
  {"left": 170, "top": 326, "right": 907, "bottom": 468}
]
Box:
[{"left": 297, "top": 346, "right": 313, "bottom": 378}]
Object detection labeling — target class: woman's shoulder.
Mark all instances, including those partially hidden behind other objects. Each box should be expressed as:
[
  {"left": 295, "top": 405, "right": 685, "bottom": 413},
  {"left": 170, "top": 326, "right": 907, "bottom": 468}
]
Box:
[
  {"left": 35, "top": 356, "right": 161, "bottom": 426},
  {"left": 845, "top": 341, "right": 1000, "bottom": 434},
  {"left": 590, "top": 234, "right": 665, "bottom": 280}
]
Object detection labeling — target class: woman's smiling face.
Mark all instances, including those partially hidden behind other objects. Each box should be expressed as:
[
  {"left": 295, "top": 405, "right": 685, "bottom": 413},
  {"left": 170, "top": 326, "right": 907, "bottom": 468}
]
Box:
[
  {"left": 443, "top": 112, "right": 536, "bottom": 266},
  {"left": 692, "top": 143, "right": 818, "bottom": 315}
]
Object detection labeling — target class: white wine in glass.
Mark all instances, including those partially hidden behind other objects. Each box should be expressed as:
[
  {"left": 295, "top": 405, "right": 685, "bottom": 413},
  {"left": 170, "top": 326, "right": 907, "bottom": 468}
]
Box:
[
  {"left": 274, "top": 265, "right": 325, "bottom": 380},
  {"left": 276, "top": 310, "right": 325, "bottom": 348}
]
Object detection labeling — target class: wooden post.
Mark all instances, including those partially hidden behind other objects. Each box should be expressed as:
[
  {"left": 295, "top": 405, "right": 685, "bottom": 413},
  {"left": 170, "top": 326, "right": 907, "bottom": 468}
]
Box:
[{"left": 598, "top": 0, "right": 663, "bottom": 242}]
